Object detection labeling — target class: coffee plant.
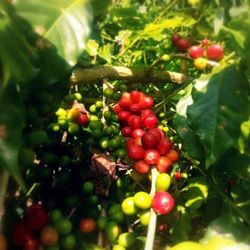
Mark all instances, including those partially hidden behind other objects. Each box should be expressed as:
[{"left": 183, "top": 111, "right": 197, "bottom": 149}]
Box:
[{"left": 0, "top": 0, "right": 250, "bottom": 249}]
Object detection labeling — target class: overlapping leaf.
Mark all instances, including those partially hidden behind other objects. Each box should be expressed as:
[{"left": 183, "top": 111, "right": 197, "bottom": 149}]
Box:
[
  {"left": 174, "top": 85, "right": 205, "bottom": 161},
  {"left": 0, "top": 9, "right": 38, "bottom": 91},
  {"left": 187, "top": 67, "right": 250, "bottom": 167},
  {"left": 14, "top": 0, "right": 92, "bottom": 65},
  {"left": 0, "top": 85, "right": 26, "bottom": 191}
]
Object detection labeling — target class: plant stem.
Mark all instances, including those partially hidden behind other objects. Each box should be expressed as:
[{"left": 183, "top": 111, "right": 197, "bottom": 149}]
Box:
[
  {"left": 0, "top": 170, "right": 9, "bottom": 232},
  {"left": 144, "top": 167, "right": 159, "bottom": 250}
]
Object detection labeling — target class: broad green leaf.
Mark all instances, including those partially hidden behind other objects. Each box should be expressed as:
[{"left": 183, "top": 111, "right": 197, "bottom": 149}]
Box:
[
  {"left": 90, "top": 0, "right": 111, "bottom": 17},
  {"left": 35, "top": 45, "right": 70, "bottom": 86},
  {"left": 143, "top": 15, "right": 196, "bottom": 40},
  {"left": 0, "top": 9, "right": 38, "bottom": 91},
  {"left": 98, "top": 44, "right": 113, "bottom": 64},
  {"left": 86, "top": 39, "right": 99, "bottom": 56},
  {"left": 221, "top": 26, "right": 245, "bottom": 48},
  {"left": 181, "top": 177, "right": 208, "bottom": 211},
  {"left": 169, "top": 205, "right": 192, "bottom": 243},
  {"left": 110, "top": 7, "right": 138, "bottom": 18},
  {"left": 0, "top": 85, "right": 26, "bottom": 191},
  {"left": 223, "top": 152, "right": 250, "bottom": 181},
  {"left": 187, "top": 67, "right": 250, "bottom": 167},
  {"left": 174, "top": 85, "right": 205, "bottom": 161},
  {"left": 201, "top": 213, "right": 250, "bottom": 243},
  {"left": 14, "top": 0, "right": 92, "bottom": 65}
]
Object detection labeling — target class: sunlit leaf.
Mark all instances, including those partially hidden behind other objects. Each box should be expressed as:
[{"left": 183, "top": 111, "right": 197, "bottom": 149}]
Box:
[
  {"left": 181, "top": 178, "right": 208, "bottom": 210},
  {"left": 201, "top": 213, "right": 250, "bottom": 243},
  {"left": 98, "top": 44, "right": 113, "bottom": 64},
  {"left": 14, "top": 0, "right": 92, "bottom": 65},
  {"left": 221, "top": 26, "right": 245, "bottom": 48},
  {"left": 143, "top": 15, "right": 196, "bottom": 40},
  {"left": 187, "top": 67, "right": 250, "bottom": 167},
  {"left": 86, "top": 39, "right": 99, "bottom": 57}
]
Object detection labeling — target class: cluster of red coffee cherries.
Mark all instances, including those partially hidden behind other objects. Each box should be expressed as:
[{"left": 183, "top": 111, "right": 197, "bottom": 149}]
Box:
[
  {"left": 113, "top": 90, "right": 179, "bottom": 174},
  {"left": 12, "top": 203, "right": 49, "bottom": 250},
  {"left": 171, "top": 33, "right": 224, "bottom": 70}
]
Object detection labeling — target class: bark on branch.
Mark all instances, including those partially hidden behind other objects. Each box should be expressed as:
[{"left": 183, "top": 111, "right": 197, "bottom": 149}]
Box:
[{"left": 70, "top": 66, "right": 187, "bottom": 85}]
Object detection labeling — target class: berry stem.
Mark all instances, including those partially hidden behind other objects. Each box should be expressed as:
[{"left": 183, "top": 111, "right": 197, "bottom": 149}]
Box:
[
  {"left": 0, "top": 170, "right": 9, "bottom": 232},
  {"left": 144, "top": 167, "right": 159, "bottom": 250}
]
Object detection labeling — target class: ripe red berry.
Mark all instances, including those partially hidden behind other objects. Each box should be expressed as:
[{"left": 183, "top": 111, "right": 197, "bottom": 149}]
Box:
[
  {"left": 174, "top": 172, "right": 183, "bottom": 180},
  {"left": 201, "top": 38, "right": 209, "bottom": 47},
  {"left": 134, "top": 160, "right": 150, "bottom": 174},
  {"left": 157, "top": 138, "right": 172, "bottom": 155},
  {"left": 130, "top": 103, "right": 141, "bottom": 114},
  {"left": 126, "top": 138, "right": 142, "bottom": 149},
  {"left": 141, "top": 109, "right": 155, "bottom": 121},
  {"left": 24, "top": 238, "right": 39, "bottom": 250},
  {"left": 188, "top": 45, "right": 204, "bottom": 58},
  {"left": 113, "top": 104, "right": 122, "bottom": 114},
  {"left": 76, "top": 113, "right": 89, "bottom": 126},
  {"left": 171, "top": 33, "right": 181, "bottom": 45},
  {"left": 118, "top": 111, "right": 130, "bottom": 122},
  {"left": 144, "top": 149, "right": 160, "bottom": 165},
  {"left": 119, "top": 93, "right": 132, "bottom": 110},
  {"left": 148, "top": 128, "right": 164, "bottom": 140},
  {"left": 128, "top": 145, "right": 145, "bottom": 161},
  {"left": 121, "top": 126, "right": 132, "bottom": 137},
  {"left": 152, "top": 192, "right": 175, "bottom": 215},
  {"left": 12, "top": 221, "right": 33, "bottom": 246},
  {"left": 129, "top": 115, "right": 142, "bottom": 130},
  {"left": 139, "top": 96, "right": 154, "bottom": 109},
  {"left": 156, "top": 156, "right": 173, "bottom": 173},
  {"left": 143, "top": 115, "right": 158, "bottom": 129},
  {"left": 132, "top": 129, "right": 145, "bottom": 138},
  {"left": 207, "top": 44, "right": 224, "bottom": 61},
  {"left": 141, "top": 132, "right": 159, "bottom": 149},
  {"left": 175, "top": 38, "right": 190, "bottom": 52},
  {"left": 26, "top": 204, "right": 48, "bottom": 231},
  {"left": 157, "top": 223, "right": 169, "bottom": 233},
  {"left": 166, "top": 149, "right": 179, "bottom": 162},
  {"left": 130, "top": 90, "right": 141, "bottom": 103}
]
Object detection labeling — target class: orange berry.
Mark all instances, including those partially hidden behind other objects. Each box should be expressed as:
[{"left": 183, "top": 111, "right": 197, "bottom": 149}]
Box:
[
  {"left": 40, "top": 225, "right": 59, "bottom": 246},
  {"left": 79, "top": 218, "right": 97, "bottom": 234}
]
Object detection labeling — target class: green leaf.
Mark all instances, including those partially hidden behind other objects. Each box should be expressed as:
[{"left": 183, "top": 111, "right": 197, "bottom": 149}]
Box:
[
  {"left": 35, "top": 45, "right": 70, "bottom": 86},
  {"left": 169, "top": 205, "right": 192, "bottom": 243},
  {"left": 181, "top": 177, "right": 208, "bottom": 211},
  {"left": 187, "top": 67, "right": 250, "bottom": 167},
  {"left": 14, "top": 0, "right": 92, "bottom": 65},
  {"left": 86, "top": 39, "right": 99, "bottom": 57},
  {"left": 142, "top": 15, "right": 196, "bottom": 40},
  {"left": 0, "top": 85, "right": 26, "bottom": 191},
  {"left": 221, "top": 26, "right": 245, "bottom": 48},
  {"left": 223, "top": 152, "right": 250, "bottom": 181},
  {"left": 98, "top": 44, "right": 113, "bottom": 64},
  {"left": 90, "top": 0, "right": 111, "bottom": 17},
  {"left": 0, "top": 9, "right": 38, "bottom": 91},
  {"left": 201, "top": 213, "right": 250, "bottom": 243},
  {"left": 174, "top": 85, "right": 205, "bottom": 161}
]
